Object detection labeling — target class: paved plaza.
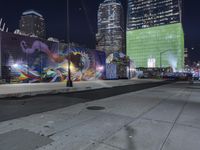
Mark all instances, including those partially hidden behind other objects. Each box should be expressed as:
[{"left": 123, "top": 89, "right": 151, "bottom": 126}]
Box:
[{"left": 0, "top": 81, "right": 200, "bottom": 150}]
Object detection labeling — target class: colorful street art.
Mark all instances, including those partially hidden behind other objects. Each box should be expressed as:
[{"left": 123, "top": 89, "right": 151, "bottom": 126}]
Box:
[{"left": 1, "top": 32, "right": 105, "bottom": 83}]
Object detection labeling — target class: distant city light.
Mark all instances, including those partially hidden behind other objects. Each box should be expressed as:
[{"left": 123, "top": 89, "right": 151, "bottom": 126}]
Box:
[
  {"left": 97, "top": 66, "right": 104, "bottom": 71},
  {"left": 12, "top": 63, "right": 19, "bottom": 68},
  {"left": 130, "top": 68, "right": 136, "bottom": 71}
]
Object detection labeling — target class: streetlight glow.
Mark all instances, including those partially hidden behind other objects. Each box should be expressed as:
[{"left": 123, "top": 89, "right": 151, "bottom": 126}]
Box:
[{"left": 12, "top": 63, "right": 19, "bottom": 68}]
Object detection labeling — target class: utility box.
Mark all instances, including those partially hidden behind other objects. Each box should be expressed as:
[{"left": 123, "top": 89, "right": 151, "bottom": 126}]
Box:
[{"left": 106, "top": 63, "right": 117, "bottom": 80}]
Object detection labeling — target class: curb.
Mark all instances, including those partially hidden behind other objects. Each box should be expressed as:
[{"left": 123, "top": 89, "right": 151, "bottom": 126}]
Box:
[
  {"left": 0, "top": 80, "right": 168, "bottom": 99},
  {"left": 0, "top": 86, "right": 96, "bottom": 99}
]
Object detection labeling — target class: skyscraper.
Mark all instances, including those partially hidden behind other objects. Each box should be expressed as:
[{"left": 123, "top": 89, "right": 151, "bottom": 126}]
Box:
[
  {"left": 127, "top": 0, "right": 184, "bottom": 69},
  {"left": 96, "top": 0, "right": 125, "bottom": 57},
  {"left": 19, "top": 10, "right": 46, "bottom": 38}
]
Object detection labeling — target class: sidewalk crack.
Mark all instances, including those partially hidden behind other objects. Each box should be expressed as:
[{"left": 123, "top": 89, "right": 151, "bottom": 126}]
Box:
[{"left": 159, "top": 89, "right": 192, "bottom": 150}]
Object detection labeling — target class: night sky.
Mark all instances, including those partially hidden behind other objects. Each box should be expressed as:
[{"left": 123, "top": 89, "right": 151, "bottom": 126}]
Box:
[{"left": 0, "top": 0, "right": 199, "bottom": 62}]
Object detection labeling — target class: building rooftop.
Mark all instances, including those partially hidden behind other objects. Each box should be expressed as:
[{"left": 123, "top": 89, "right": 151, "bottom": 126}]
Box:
[
  {"left": 103, "top": 0, "right": 121, "bottom": 4},
  {"left": 22, "top": 10, "right": 43, "bottom": 17}
]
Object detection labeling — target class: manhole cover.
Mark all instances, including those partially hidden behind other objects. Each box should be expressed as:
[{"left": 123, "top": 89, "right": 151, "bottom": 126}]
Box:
[{"left": 86, "top": 106, "right": 105, "bottom": 110}]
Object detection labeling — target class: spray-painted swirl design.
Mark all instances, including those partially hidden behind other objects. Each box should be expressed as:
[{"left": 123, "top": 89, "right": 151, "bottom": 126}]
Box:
[
  {"left": 7, "top": 40, "right": 105, "bottom": 83},
  {"left": 20, "top": 40, "right": 65, "bottom": 63}
]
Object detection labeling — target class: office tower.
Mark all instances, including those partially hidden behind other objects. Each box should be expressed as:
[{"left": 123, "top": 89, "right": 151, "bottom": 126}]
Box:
[
  {"left": 19, "top": 10, "right": 46, "bottom": 38},
  {"left": 96, "top": 0, "right": 125, "bottom": 57},
  {"left": 127, "top": 0, "right": 184, "bottom": 69}
]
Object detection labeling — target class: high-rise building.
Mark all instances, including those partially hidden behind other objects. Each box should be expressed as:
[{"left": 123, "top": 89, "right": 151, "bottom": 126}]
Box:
[
  {"left": 19, "top": 10, "right": 46, "bottom": 38},
  {"left": 127, "top": 0, "right": 184, "bottom": 69},
  {"left": 96, "top": 0, "right": 125, "bottom": 57}
]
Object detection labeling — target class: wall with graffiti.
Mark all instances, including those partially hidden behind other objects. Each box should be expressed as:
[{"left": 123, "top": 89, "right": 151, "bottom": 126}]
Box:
[{"left": 0, "top": 32, "right": 106, "bottom": 83}]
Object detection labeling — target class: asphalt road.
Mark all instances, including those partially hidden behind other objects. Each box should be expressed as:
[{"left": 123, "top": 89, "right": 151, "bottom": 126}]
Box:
[{"left": 0, "top": 81, "right": 172, "bottom": 122}]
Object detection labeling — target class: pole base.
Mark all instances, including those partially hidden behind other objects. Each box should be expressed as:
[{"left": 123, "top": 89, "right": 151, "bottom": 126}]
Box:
[{"left": 66, "top": 80, "right": 73, "bottom": 87}]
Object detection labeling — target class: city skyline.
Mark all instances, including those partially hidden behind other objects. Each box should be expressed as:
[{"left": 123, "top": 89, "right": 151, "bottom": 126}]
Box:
[
  {"left": 0, "top": 0, "right": 199, "bottom": 61},
  {"left": 0, "top": 0, "right": 126, "bottom": 48}
]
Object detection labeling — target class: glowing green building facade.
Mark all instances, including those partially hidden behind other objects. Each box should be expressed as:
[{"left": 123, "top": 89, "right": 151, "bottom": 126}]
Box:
[
  {"left": 127, "top": 0, "right": 184, "bottom": 69},
  {"left": 127, "top": 23, "right": 184, "bottom": 69}
]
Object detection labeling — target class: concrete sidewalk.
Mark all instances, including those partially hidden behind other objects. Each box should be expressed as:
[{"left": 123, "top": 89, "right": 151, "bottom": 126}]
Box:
[
  {"left": 0, "top": 81, "right": 200, "bottom": 150},
  {"left": 0, "top": 79, "right": 162, "bottom": 98}
]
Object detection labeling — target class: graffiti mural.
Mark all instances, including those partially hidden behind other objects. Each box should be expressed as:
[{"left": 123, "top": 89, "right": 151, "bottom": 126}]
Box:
[{"left": 1, "top": 32, "right": 105, "bottom": 83}]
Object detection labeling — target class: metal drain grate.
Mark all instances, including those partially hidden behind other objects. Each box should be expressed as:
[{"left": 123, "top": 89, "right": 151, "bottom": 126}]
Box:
[{"left": 86, "top": 106, "right": 105, "bottom": 110}]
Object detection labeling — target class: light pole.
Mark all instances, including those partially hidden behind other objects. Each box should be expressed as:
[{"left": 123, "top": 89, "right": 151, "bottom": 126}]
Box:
[
  {"left": 197, "top": 63, "right": 200, "bottom": 79},
  {"left": 66, "top": 0, "right": 73, "bottom": 87},
  {"left": 128, "top": 58, "right": 131, "bottom": 79}
]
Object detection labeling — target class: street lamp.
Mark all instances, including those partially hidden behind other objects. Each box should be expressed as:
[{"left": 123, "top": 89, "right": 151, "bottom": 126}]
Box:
[{"left": 66, "top": 0, "right": 73, "bottom": 87}]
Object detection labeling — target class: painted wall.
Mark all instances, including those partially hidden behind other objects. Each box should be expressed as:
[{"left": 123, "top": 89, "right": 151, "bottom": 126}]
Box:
[
  {"left": 127, "top": 23, "right": 184, "bottom": 69},
  {"left": 0, "top": 32, "right": 106, "bottom": 83}
]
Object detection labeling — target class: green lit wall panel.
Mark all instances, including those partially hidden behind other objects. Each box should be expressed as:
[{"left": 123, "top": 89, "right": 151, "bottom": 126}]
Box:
[{"left": 127, "top": 23, "right": 184, "bottom": 69}]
